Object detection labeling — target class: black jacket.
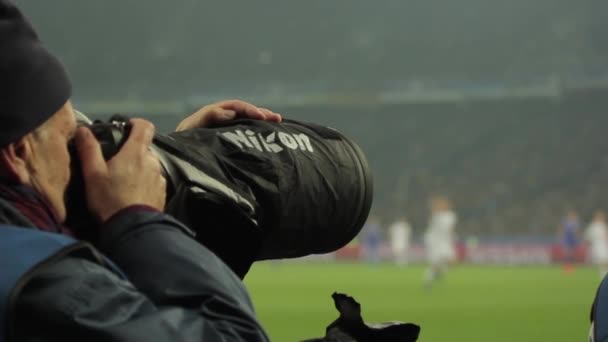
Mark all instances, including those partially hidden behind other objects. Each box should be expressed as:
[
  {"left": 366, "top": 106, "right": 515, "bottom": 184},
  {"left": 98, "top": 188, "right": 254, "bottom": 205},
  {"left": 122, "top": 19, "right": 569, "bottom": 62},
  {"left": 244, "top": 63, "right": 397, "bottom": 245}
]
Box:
[{"left": 0, "top": 197, "right": 269, "bottom": 341}]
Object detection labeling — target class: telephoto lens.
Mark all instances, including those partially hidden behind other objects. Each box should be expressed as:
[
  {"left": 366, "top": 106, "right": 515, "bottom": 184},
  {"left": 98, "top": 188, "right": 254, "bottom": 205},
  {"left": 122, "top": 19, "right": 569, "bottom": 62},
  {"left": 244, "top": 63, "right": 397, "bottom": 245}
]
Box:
[{"left": 66, "top": 114, "right": 373, "bottom": 278}]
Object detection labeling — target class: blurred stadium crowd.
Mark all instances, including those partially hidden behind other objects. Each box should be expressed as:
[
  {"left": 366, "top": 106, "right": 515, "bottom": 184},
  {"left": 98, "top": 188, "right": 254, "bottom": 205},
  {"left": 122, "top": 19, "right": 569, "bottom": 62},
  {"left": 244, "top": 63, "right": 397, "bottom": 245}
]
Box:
[
  {"left": 19, "top": 0, "right": 608, "bottom": 100},
  {"left": 283, "top": 94, "right": 608, "bottom": 242}
]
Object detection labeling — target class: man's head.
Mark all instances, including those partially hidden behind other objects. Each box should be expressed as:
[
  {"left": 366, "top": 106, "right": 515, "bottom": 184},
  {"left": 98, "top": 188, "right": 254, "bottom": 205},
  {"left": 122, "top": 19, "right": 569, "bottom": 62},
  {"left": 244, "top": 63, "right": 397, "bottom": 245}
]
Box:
[{"left": 0, "top": 0, "right": 75, "bottom": 221}]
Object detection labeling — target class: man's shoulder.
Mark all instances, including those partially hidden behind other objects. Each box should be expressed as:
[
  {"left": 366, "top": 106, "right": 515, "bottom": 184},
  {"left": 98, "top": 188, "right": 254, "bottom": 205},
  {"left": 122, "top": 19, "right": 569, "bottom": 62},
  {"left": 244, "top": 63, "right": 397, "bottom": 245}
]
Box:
[
  {"left": 0, "top": 225, "right": 78, "bottom": 255},
  {"left": 0, "top": 225, "right": 120, "bottom": 277}
]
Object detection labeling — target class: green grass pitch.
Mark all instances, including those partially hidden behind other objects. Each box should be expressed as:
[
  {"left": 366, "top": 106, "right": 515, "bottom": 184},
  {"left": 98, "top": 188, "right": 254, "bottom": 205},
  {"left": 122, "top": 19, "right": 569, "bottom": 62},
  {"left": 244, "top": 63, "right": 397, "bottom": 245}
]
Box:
[{"left": 244, "top": 262, "right": 600, "bottom": 341}]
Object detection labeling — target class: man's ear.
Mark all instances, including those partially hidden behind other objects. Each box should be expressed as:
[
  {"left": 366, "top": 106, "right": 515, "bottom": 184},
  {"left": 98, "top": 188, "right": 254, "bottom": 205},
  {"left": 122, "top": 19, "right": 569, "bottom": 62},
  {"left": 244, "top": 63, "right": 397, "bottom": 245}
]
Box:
[{"left": 0, "top": 136, "right": 32, "bottom": 185}]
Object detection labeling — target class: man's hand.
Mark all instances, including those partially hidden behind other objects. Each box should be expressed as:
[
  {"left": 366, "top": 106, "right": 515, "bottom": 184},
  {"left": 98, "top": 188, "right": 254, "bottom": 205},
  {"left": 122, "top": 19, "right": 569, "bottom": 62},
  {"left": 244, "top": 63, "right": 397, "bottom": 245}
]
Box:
[
  {"left": 175, "top": 99, "right": 282, "bottom": 131},
  {"left": 75, "top": 119, "right": 166, "bottom": 223}
]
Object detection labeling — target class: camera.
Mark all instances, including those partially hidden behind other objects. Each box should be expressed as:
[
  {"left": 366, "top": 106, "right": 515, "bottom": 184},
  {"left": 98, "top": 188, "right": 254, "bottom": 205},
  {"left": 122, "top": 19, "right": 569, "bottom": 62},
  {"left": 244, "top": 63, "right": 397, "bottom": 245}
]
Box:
[{"left": 66, "top": 113, "right": 373, "bottom": 277}]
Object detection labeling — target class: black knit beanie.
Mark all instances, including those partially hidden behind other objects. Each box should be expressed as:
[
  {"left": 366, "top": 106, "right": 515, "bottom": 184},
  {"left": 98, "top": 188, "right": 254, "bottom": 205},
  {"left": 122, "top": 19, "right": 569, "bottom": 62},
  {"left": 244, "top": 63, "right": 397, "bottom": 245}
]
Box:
[{"left": 0, "top": 0, "right": 72, "bottom": 147}]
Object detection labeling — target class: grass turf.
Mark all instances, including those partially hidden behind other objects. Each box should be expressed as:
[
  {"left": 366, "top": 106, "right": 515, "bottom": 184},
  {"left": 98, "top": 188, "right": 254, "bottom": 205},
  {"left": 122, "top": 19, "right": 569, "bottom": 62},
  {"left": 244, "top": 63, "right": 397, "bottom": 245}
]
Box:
[{"left": 244, "top": 262, "right": 600, "bottom": 341}]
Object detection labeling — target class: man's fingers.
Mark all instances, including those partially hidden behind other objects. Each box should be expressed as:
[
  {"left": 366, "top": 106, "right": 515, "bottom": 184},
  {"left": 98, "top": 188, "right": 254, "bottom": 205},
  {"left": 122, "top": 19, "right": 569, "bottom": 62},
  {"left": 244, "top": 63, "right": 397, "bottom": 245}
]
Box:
[
  {"left": 146, "top": 149, "right": 163, "bottom": 174},
  {"left": 121, "top": 119, "right": 155, "bottom": 154},
  {"left": 176, "top": 100, "right": 283, "bottom": 131},
  {"left": 258, "top": 107, "right": 282, "bottom": 122},
  {"left": 217, "top": 99, "right": 266, "bottom": 119},
  {"left": 176, "top": 106, "right": 235, "bottom": 131},
  {"left": 219, "top": 100, "right": 282, "bottom": 122},
  {"left": 75, "top": 126, "right": 107, "bottom": 179}
]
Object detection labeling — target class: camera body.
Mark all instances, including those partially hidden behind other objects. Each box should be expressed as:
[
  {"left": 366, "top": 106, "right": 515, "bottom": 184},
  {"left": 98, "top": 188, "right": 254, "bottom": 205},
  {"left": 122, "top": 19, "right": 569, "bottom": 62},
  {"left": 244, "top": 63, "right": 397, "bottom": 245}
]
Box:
[{"left": 66, "top": 115, "right": 373, "bottom": 277}]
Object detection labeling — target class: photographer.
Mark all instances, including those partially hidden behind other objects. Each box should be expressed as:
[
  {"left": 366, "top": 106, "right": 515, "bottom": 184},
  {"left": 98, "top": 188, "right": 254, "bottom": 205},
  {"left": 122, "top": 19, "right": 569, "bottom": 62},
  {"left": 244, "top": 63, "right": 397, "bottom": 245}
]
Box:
[{"left": 0, "top": 1, "right": 280, "bottom": 341}]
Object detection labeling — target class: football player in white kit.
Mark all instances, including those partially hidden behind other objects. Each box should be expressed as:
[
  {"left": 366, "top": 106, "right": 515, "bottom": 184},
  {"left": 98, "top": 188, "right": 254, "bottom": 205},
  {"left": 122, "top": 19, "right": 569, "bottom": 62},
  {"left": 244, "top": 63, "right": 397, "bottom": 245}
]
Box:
[
  {"left": 424, "top": 196, "right": 457, "bottom": 288},
  {"left": 388, "top": 215, "right": 412, "bottom": 266},
  {"left": 585, "top": 210, "right": 608, "bottom": 280}
]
